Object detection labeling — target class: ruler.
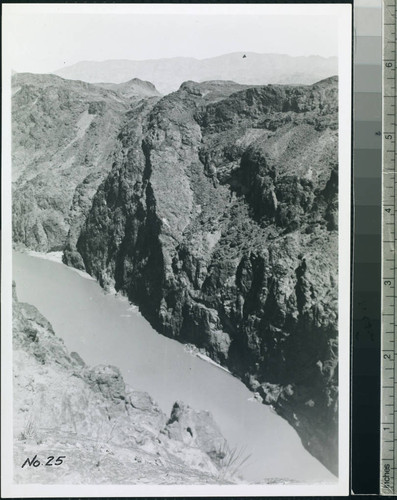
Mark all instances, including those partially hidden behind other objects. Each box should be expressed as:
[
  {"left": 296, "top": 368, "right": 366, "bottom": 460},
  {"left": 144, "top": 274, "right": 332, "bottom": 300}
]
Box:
[{"left": 381, "top": 0, "right": 397, "bottom": 494}]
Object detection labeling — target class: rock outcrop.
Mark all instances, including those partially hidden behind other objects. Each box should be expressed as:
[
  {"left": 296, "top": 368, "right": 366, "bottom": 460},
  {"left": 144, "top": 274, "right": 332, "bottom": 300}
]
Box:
[
  {"left": 75, "top": 77, "right": 339, "bottom": 474},
  {"left": 12, "top": 282, "right": 231, "bottom": 484},
  {"left": 165, "top": 401, "right": 226, "bottom": 465}
]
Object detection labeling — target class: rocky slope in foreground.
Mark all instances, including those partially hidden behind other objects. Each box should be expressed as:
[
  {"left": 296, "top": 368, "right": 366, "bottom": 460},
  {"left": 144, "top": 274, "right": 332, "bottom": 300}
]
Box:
[
  {"left": 12, "top": 73, "right": 160, "bottom": 255},
  {"left": 12, "top": 283, "right": 234, "bottom": 484},
  {"left": 76, "top": 77, "right": 339, "bottom": 475}
]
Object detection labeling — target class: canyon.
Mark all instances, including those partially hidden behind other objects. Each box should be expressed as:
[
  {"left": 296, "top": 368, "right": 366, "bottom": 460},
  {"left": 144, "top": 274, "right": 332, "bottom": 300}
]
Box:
[{"left": 12, "top": 70, "right": 339, "bottom": 476}]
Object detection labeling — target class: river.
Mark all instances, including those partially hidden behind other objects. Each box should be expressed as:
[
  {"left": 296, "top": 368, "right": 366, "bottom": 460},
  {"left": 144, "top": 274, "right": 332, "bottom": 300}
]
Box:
[{"left": 12, "top": 251, "right": 335, "bottom": 483}]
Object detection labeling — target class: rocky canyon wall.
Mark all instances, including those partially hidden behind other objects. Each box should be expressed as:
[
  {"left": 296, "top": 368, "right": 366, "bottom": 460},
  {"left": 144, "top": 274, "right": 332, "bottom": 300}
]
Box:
[{"left": 75, "top": 77, "right": 339, "bottom": 474}]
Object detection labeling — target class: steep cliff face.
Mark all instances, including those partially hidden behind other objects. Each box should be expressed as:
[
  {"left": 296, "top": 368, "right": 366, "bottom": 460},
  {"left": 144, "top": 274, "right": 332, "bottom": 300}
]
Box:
[
  {"left": 12, "top": 72, "right": 160, "bottom": 255},
  {"left": 76, "top": 77, "right": 339, "bottom": 474},
  {"left": 12, "top": 283, "right": 232, "bottom": 484}
]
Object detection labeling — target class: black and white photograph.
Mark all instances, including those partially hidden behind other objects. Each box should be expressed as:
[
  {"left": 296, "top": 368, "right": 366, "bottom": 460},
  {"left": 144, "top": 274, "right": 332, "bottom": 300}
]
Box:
[{"left": 2, "top": 3, "right": 351, "bottom": 496}]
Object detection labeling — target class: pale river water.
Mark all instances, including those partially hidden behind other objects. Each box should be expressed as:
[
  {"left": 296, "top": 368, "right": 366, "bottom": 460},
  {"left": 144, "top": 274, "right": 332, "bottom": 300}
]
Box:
[{"left": 13, "top": 251, "right": 336, "bottom": 483}]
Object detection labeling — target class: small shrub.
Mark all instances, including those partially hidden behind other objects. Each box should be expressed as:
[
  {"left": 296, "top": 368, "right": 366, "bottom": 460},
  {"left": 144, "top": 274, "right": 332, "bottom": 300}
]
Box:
[
  {"left": 19, "top": 414, "right": 41, "bottom": 443},
  {"left": 216, "top": 439, "right": 251, "bottom": 481}
]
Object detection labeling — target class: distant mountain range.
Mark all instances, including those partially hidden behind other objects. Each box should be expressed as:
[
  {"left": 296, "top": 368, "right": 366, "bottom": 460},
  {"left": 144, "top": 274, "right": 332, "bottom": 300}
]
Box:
[{"left": 53, "top": 52, "right": 338, "bottom": 94}]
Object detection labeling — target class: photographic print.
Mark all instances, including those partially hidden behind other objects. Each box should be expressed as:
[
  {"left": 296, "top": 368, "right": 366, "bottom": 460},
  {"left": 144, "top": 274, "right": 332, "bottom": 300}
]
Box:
[{"left": 2, "top": 3, "right": 351, "bottom": 496}]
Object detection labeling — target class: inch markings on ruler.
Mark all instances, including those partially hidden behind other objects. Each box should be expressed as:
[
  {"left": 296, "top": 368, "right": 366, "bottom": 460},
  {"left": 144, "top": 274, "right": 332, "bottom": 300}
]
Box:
[{"left": 381, "top": 0, "right": 397, "bottom": 495}]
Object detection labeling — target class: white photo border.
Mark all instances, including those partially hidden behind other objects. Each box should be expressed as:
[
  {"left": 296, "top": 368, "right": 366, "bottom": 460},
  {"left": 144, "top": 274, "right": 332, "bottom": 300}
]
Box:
[{"left": 1, "top": 3, "right": 352, "bottom": 496}]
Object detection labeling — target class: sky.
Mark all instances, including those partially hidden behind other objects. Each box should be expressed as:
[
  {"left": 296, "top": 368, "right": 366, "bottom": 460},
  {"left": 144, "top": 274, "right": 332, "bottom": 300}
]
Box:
[{"left": 3, "top": 4, "right": 342, "bottom": 74}]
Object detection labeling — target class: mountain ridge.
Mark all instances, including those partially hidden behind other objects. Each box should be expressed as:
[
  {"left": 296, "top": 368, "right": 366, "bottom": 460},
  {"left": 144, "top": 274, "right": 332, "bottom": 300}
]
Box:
[
  {"left": 55, "top": 52, "right": 336, "bottom": 67},
  {"left": 53, "top": 52, "right": 338, "bottom": 94}
]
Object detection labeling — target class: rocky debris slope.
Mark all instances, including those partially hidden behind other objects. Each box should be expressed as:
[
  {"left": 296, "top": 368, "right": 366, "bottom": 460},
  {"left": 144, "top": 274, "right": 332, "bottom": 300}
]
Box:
[
  {"left": 54, "top": 52, "right": 338, "bottom": 94},
  {"left": 12, "top": 282, "right": 233, "bottom": 484},
  {"left": 12, "top": 72, "right": 160, "bottom": 254},
  {"left": 76, "top": 77, "right": 339, "bottom": 474}
]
